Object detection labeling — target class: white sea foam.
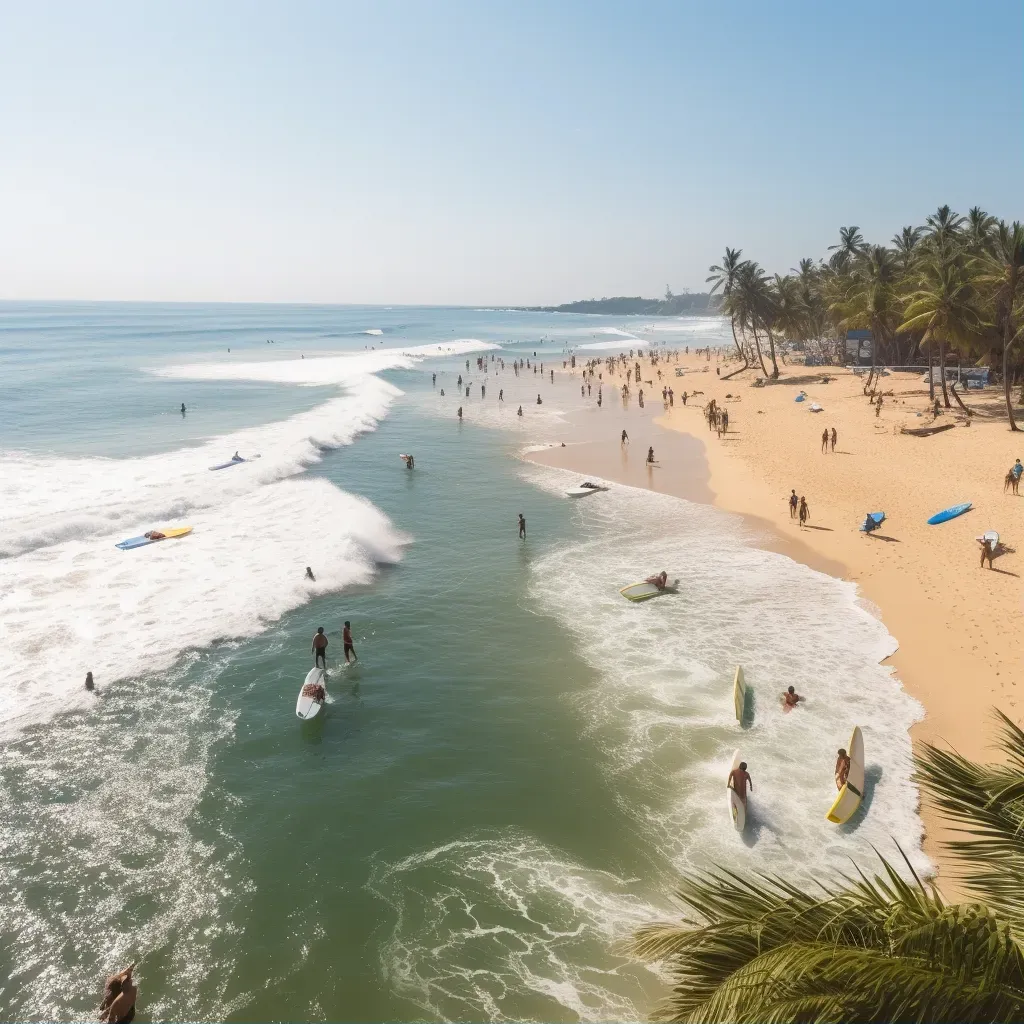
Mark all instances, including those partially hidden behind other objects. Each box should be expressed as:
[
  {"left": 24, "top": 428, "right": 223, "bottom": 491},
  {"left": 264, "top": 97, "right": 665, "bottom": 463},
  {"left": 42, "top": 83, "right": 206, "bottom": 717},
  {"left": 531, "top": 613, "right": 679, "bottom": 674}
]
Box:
[
  {"left": 370, "top": 833, "right": 666, "bottom": 1023},
  {"left": 525, "top": 467, "right": 928, "bottom": 883},
  {"left": 0, "top": 478, "right": 407, "bottom": 732},
  {"left": 363, "top": 328, "right": 384, "bottom": 335},
  {"left": 150, "top": 339, "right": 500, "bottom": 385}
]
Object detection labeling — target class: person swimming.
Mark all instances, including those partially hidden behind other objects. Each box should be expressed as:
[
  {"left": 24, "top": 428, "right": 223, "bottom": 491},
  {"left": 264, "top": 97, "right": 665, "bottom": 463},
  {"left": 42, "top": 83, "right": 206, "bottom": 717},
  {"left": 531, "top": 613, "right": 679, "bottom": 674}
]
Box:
[
  {"left": 644, "top": 570, "right": 669, "bottom": 589},
  {"left": 781, "top": 685, "right": 803, "bottom": 711}
]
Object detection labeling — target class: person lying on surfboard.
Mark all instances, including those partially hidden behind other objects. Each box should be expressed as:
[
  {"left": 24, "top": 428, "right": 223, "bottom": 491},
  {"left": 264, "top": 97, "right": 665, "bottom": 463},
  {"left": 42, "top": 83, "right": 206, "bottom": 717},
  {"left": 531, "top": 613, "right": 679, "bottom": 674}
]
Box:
[
  {"left": 728, "top": 762, "right": 752, "bottom": 804},
  {"left": 781, "top": 685, "right": 804, "bottom": 711},
  {"left": 644, "top": 571, "right": 669, "bottom": 589},
  {"left": 301, "top": 680, "right": 326, "bottom": 702},
  {"left": 835, "top": 748, "right": 851, "bottom": 790},
  {"left": 144, "top": 531, "right": 166, "bottom": 540}
]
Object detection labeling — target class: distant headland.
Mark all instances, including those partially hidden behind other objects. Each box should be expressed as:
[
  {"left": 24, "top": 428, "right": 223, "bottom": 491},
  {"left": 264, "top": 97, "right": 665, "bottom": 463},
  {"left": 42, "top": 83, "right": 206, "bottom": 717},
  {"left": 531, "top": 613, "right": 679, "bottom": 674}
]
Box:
[{"left": 524, "top": 290, "right": 719, "bottom": 316}]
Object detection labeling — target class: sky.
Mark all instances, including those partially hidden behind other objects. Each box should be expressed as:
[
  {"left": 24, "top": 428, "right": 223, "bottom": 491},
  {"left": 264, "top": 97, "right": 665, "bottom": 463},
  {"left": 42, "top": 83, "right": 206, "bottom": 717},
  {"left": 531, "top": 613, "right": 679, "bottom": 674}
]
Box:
[{"left": 0, "top": 0, "right": 1021, "bottom": 305}]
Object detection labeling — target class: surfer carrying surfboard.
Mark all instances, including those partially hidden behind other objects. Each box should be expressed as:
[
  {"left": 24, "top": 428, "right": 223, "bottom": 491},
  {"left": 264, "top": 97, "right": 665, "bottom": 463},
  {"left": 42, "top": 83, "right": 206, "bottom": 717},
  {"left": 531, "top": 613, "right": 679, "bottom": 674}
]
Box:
[
  {"left": 835, "top": 748, "right": 851, "bottom": 790},
  {"left": 728, "top": 761, "right": 752, "bottom": 804},
  {"left": 312, "top": 627, "right": 328, "bottom": 669}
]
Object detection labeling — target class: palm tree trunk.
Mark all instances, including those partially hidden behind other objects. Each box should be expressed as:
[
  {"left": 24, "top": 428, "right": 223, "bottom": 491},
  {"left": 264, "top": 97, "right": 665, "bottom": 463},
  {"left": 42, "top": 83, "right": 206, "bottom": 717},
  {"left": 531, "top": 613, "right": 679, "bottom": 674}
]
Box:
[
  {"left": 926, "top": 334, "right": 935, "bottom": 402},
  {"left": 750, "top": 323, "right": 770, "bottom": 377},
  {"left": 763, "top": 324, "right": 780, "bottom": 378},
  {"left": 938, "top": 338, "right": 951, "bottom": 408},
  {"left": 730, "top": 317, "right": 745, "bottom": 363},
  {"left": 1003, "top": 274, "right": 1020, "bottom": 431}
]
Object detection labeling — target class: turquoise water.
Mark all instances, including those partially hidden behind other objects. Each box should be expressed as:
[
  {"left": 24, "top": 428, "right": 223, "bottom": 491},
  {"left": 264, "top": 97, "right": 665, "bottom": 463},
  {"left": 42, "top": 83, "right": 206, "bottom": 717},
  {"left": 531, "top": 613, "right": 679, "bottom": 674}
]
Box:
[{"left": 0, "top": 303, "right": 927, "bottom": 1021}]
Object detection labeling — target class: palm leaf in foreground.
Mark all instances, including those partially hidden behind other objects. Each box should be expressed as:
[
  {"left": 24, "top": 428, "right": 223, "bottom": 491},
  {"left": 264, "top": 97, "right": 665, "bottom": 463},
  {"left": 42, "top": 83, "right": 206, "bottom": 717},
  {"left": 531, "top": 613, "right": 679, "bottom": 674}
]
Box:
[
  {"left": 916, "top": 710, "right": 1024, "bottom": 922},
  {"left": 627, "top": 856, "right": 1024, "bottom": 1023}
]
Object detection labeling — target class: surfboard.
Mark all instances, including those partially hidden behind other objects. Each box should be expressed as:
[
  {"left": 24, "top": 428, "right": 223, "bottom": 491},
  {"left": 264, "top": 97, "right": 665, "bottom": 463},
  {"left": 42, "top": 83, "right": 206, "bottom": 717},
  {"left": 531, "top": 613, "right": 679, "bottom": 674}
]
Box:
[
  {"left": 977, "top": 530, "right": 999, "bottom": 548},
  {"left": 810, "top": 403, "right": 823, "bottom": 412},
  {"left": 566, "top": 484, "right": 608, "bottom": 498},
  {"left": 727, "top": 750, "right": 746, "bottom": 831},
  {"left": 620, "top": 580, "right": 679, "bottom": 602},
  {"left": 927, "top": 502, "right": 971, "bottom": 525},
  {"left": 733, "top": 666, "right": 747, "bottom": 723},
  {"left": 115, "top": 526, "right": 193, "bottom": 550},
  {"left": 209, "top": 454, "right": 260, "bottom": 471},
  {"left": 859, "top": 512, "right": 886, "bottom": 532},
  {"left": 296, "top": 666, "right": 326, "bottom": 720},
  {"left": 826, "top": 725, "right": 865, "bottom": 824}
]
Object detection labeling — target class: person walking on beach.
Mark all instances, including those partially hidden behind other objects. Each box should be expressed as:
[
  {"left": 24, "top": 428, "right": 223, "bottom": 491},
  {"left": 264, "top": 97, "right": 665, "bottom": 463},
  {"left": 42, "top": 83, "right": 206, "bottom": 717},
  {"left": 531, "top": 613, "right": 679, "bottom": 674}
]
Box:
[
  {"left": 821, "top": 428, "right": 829, "bottom": 453},
  {"left": 728, "top": 761, "right": 752, "bottom": 805},
  {"left": 789, "top": 490, "right": 798, "bottom": 519},
  {"left": 312, "top": 627, "right": 328, "bottom": 669},
  {"left": 830, "top": 427, "right": 837, "bottom": 452},
  {"left": 835, "top": 748, "right": 851, "bottom": 790},
  {"left": 518, "top": 513, "right": 526, "bottom": 539},
  {"left": 342, "top": 620, "right": 357, "bottom": 663},
  {"left": 798, "top": 496, "right": 809, "bottom": 527}
]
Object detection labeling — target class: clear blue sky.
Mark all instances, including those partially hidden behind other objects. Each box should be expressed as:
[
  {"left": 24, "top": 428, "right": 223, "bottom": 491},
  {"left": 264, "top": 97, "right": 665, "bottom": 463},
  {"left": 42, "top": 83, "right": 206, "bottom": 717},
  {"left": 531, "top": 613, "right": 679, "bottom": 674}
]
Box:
[{"left": 0, "top": 1, "right": 1020, "bottom": 304}]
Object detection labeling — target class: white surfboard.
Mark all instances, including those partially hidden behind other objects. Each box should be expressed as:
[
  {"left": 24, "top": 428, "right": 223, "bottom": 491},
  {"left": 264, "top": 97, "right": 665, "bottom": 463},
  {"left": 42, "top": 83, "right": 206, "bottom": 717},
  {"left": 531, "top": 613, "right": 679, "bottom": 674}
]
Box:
[
  {"left": 727, "top": 750, "right": 746, "bottom": 832},
  {"left": 976, "top": 531, "right": 999, "bottom": 548},
  {"left": 733, "top": 666, "right": 747, "bottom": 724},
  {"left": 566, "top": 483, "right": 608, "bottom": 498},
  {"left": 826, "top": 726, "right": 864, "bottom": 823},
  {"left": 296, "top": 666, "right": 326, "bottom": 720}
]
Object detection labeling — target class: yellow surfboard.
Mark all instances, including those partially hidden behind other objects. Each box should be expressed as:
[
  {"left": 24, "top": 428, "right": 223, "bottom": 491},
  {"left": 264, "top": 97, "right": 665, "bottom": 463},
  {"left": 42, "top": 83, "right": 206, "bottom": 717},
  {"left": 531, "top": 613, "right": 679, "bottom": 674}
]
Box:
[{"left": 826, "top": 725, "right": 864, "bottom": 824}]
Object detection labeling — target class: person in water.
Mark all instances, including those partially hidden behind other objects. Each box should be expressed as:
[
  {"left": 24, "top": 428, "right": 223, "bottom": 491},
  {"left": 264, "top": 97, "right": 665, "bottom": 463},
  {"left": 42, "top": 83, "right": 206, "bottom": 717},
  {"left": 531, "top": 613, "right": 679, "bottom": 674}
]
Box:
[
  {"left": 621, "top": 429, "right": 628, "bottom": 444},
  {"left": 517, "top": 405, "right": 523, "bottom": 417},
  {"left": 646, "top": 446, "right": 655, "bottom": 464},
  {"left": 401, "top": 454, "right": 414, "bottom": 469},
  {"left": 342, "top": 620, "right": 357, "bottom": 663},
  {"left": 231, "top": 451, "right": 242, "bottom": 461},
  {"left": 835, "top": 748, "right": 851, "bottom": 789},
  {"left": 536, "top": 394, "right": 542, "bottom": 404},
  {"left": 85, "top": 671, "right": 96, "bottom": 693},
  {"left": 518, "top": 513, "right": 526, "bottom": 539},
  {"left": 181, "top": 403, "right": 186, "bottom": 416},
  {"left": 644, "top": 570, "right": 669, "bottom": 589},
  {"left": 499, "top": 389, "right": 503, "bottom": 401},
  {"left": 781, "top": 685, "right": 804, "bottom": 710},
  {"left": 728, "top": 761, "right": 752, "bottom": 805},
  {"left": 457, "top": 406, "right": 463, "bottom": 420},
  {"left": 305, "top": 566, "right": 316, "bottom": 581},
  {"left": 312, "top": 626, "right": 328, "bottom": 669},
  {"left": 99, "top": 963, "right": 137, "bottom": 1024}
]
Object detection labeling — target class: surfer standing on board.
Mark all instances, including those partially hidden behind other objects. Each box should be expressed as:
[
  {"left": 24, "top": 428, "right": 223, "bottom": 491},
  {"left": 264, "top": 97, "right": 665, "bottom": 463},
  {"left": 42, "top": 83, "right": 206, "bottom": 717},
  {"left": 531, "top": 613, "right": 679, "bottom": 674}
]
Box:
[
  {"left": 312, "top": 627, "right": 328, "bottom": 669},
  {"left": 342, "top": 620, "right": 357, "bottom": 663},
  {"left": 835, "top": 748, "right": 851, "bottom": 789},
  {"left": 728, "top": 762, "right": 752, "bottom": 804}
]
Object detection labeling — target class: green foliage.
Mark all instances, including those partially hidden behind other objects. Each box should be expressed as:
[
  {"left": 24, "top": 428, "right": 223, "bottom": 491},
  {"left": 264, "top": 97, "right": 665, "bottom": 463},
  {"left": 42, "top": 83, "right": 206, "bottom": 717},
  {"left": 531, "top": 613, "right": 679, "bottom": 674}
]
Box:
[{"left": 629, "top": 712, "right": 1024, "bottom": 1022}]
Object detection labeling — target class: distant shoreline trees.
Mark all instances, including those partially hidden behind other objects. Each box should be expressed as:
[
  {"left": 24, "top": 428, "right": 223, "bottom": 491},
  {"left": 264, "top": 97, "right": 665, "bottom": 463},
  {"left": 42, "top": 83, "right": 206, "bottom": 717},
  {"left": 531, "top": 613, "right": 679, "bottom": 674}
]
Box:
[{"left": 707, "top": 207, "right": 1024, "bottom": 429}]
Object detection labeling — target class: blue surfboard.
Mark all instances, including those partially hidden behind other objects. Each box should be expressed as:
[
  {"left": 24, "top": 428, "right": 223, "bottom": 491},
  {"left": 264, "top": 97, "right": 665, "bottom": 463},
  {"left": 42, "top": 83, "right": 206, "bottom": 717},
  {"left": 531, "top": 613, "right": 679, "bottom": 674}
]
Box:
[{"left": 927, "top": 502, "right": 972, "bottom": 525}]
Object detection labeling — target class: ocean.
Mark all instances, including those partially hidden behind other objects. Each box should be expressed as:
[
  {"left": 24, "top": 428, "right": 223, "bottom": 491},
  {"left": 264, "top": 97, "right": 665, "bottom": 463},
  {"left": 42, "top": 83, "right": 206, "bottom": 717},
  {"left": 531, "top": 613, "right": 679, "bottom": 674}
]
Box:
[{"left": 0, "top": 303, "right": 926, "bottom": 1021}]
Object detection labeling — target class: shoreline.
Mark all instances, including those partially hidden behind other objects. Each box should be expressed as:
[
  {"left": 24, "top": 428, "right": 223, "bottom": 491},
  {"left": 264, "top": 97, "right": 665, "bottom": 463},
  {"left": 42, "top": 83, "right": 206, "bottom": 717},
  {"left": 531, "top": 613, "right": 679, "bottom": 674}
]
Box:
[{"left": 529, "top": 353, "right": 1024, "bottom": 895}]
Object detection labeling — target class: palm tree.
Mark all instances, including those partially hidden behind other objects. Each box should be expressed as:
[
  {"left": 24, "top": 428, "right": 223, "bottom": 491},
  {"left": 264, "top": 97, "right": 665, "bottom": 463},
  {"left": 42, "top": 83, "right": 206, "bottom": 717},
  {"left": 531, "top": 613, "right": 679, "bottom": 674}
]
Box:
[
  {"left": 707, "top": 249, "right": 748, "bottom": 365},
  {"left": 827, "top": 226, "right": 866, "bottom": 272},
  {"left": 736, "top": 262, "right": 779, "bottom": 378},
  {"left": 900, "top": 246, "right": 983, "bottom": 408},
  {"left": 772, "top": 274, "right": 807, "bottom": 348},
  {"left": 892, "top": 226, "right": 923, "bottom": 277},
  {"left": 977, "top": 221, "right": 1024, "bottom": 429},
  {"left": 924, "top": 205, "right": 966, "bottom": 255},
  {"left": 628, "top": 711, "right": 1024, "bottom": 1023},
  {"left": 967, "top": 207, "right": 998, "bottom": 256},
  {"left": 843, "top": 245, "right": 903, "bottom": 369}
]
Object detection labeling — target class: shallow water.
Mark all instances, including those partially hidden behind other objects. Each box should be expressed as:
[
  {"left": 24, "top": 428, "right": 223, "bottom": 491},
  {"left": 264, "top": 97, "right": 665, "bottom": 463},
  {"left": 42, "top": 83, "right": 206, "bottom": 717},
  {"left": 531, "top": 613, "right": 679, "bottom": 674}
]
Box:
[{"left": 0, "top": 303, "right": 925, "bottom": 1021}]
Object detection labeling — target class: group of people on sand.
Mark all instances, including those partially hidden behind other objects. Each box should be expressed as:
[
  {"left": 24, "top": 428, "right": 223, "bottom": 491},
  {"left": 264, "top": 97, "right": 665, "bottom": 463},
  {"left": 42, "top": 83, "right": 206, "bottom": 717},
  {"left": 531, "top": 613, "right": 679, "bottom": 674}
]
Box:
[
  {"left": 820, "top": 427, "right": 838, "bottom": 453},
  {"left": 705, "top": 399, "right": 728, "bottom": 436},
  {"left": 788, "top": 489, "right": 811, "bottom": 527}
]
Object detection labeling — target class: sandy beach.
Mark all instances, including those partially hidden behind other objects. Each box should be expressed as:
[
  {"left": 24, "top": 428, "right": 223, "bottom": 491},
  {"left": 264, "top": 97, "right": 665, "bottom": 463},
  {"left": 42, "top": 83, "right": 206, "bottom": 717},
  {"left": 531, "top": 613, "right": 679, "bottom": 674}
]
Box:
[{"left": 531, "top": 350, "right": 1024, "bottom": 895}]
